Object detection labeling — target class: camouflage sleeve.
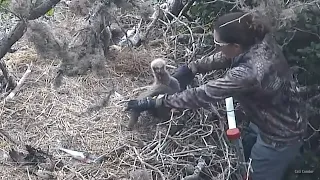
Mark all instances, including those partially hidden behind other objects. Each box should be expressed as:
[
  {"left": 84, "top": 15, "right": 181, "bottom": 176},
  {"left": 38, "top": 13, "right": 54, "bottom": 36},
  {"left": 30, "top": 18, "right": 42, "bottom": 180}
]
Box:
[
  {"left": 159, "top": 65, "right": 258, "bottom": 110},
  {"left": 188, "top": 51, "right": 231, "bottom": 74}
]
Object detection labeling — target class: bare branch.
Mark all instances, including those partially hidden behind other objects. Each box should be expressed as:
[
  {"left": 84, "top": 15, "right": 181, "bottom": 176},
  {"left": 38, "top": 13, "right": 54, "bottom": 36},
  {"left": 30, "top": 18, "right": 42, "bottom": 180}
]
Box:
[
  {"left": 29, "top": 0, "right": 61, "bottom": 20},
  {"left": 0, "top": 0, "right": 61, "bottom": 60},
  {"left": 5, "top": 64, "right": 32, "bottom": 101}
]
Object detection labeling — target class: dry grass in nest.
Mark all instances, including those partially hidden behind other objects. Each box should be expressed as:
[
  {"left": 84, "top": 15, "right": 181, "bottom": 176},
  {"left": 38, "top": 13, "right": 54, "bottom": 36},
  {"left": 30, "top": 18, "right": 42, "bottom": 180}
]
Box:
[
  {"left": 0, "top": 47, "right": 240, "bottom": 180},
  {"left": 0, "top": 47, "right": 152, "bottom": 179},
  {"left": 108, "top": 46, "right": 164, "bottom": 79},
  {"left": 0, "top": 7, "right": 240, "bottom": 179}
]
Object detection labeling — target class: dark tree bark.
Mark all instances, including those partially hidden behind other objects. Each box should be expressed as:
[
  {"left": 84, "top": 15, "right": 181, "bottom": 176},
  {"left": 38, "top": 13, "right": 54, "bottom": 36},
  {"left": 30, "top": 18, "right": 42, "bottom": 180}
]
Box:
[
  {"left": 0, "top": 0, "right": 61, "bottom": 91},
  {"left": 0, "top": 0, "right": 61, "bottom": 60}
]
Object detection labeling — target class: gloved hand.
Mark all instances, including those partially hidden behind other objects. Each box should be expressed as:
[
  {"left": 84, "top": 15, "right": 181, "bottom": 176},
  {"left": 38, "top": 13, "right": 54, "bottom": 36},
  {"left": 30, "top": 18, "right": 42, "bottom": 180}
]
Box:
[
  {"left": 125, "top": 97, "right": 157, "bottom": 112},
  {"left": 172, "top": 64, "right": 195, "bottom": 90}
]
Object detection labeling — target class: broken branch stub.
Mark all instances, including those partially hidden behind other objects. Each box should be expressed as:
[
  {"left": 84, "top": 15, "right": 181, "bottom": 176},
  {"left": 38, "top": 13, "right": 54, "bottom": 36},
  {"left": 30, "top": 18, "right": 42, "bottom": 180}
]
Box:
[
  {"left": 0, "top": 61, "right": 16, "bottom": 91},
  {"left": 5, "top": 64, "right": 32, "bottom": 101}
]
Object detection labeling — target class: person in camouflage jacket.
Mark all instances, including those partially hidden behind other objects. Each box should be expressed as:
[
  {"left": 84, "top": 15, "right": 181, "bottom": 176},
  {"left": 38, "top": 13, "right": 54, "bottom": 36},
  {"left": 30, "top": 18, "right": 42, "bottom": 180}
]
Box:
[{"left": 126, "top": 12, "right": 307, "bottom": 180}]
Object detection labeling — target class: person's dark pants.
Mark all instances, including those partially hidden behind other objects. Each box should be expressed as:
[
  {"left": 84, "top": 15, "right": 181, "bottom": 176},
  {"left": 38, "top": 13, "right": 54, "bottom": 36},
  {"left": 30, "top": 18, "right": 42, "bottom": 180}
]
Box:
[{"left": 242, "top": 123, "right": 302, "bottom": 180}]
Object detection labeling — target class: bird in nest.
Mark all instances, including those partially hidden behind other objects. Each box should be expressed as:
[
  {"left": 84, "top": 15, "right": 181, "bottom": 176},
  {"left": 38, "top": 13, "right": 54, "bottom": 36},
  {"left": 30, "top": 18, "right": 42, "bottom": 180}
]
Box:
[{"left": 127, "top": 58, "right": 181, "bottom": 130}]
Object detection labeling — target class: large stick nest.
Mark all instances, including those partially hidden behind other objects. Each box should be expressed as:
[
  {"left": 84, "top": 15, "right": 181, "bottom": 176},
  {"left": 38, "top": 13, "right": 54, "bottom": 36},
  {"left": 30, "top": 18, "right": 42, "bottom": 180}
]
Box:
[
  {"left": 0, "top": 2, "right": 242, "bottom": 179},
  {"left": 1, "top": 0, "right": 319, "bottom": 179},
  {"left": 0, "top": 40, "right": 240, "bottom": 180}
]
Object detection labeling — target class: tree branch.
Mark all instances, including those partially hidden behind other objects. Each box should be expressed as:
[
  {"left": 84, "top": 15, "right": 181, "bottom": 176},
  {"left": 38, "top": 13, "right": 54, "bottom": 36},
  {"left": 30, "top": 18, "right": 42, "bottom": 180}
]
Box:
[
  {"left": 0, "top": 0, "right": 61, "bottom": 92},
  {"left": 178, "top": 0, "right": 196, "bottom": 21},
  {"left": 307, "top": 94, "right": 320, "bottom": 104},
  {"left": 5, "top": 64, "right": 32, "bottom": 101},
  {"left": 29, "top": 0, "right": 61, "bottom": 20},
  {"left": 0, "top": 21, "right": 27, "bottom": 60},
  {"left": 306, "top": 103, "right": 320, "bottom": 115},
  {"left": 297, "top": 85, "right": 320, "bottom": 94},
  {"left": 0, "top": 0, "right": 61, "bottom": 60},
  {"left": 0, "top": 61, "right": 16, "bottom": 90}
]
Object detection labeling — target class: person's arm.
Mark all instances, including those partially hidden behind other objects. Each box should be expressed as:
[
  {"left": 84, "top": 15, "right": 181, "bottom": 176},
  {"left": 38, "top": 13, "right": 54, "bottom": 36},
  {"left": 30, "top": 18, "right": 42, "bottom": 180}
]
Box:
[
  {"left": 188, "top": 51, "right": 231, "bottom": 74},
  {"left": 159, "top": 64, "right": 258, "bottom": 109}
]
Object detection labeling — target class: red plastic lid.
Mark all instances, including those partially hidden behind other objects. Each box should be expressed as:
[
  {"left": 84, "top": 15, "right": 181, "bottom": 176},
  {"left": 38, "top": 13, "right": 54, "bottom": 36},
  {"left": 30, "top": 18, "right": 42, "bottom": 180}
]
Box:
[{"left": 226, "top": 128, "right": 241, "bottom": 140}]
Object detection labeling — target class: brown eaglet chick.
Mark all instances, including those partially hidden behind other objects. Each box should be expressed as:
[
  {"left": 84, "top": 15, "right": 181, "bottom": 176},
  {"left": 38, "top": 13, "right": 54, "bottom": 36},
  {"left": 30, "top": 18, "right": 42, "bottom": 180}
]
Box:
[{"left": 127, "top": 58, "right": 180, "bottom": 130}]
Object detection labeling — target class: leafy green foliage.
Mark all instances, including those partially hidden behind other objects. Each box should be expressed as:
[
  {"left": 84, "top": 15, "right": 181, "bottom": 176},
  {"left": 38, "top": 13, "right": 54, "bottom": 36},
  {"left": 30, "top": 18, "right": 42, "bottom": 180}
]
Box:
[
  {"left": 45, "top": 7, "right": 54, "bottom": 16},
  {"left": 275, "top": 6, "right": 320, "bottom": 179},
  {"left": 278, "top": 8, "right": 320, "bottom": 86},
  {"left": 186, "top": 1, "right": 320, "bottom": 179},
  {"left": 0, "top": 0, "right": 10, "bottom": 10},
  {"left": 188, "top": 0, "right": 234, "bottom": 25},
  {"left": 186, "top": 0, "right": 320, "bottom": 87}
]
